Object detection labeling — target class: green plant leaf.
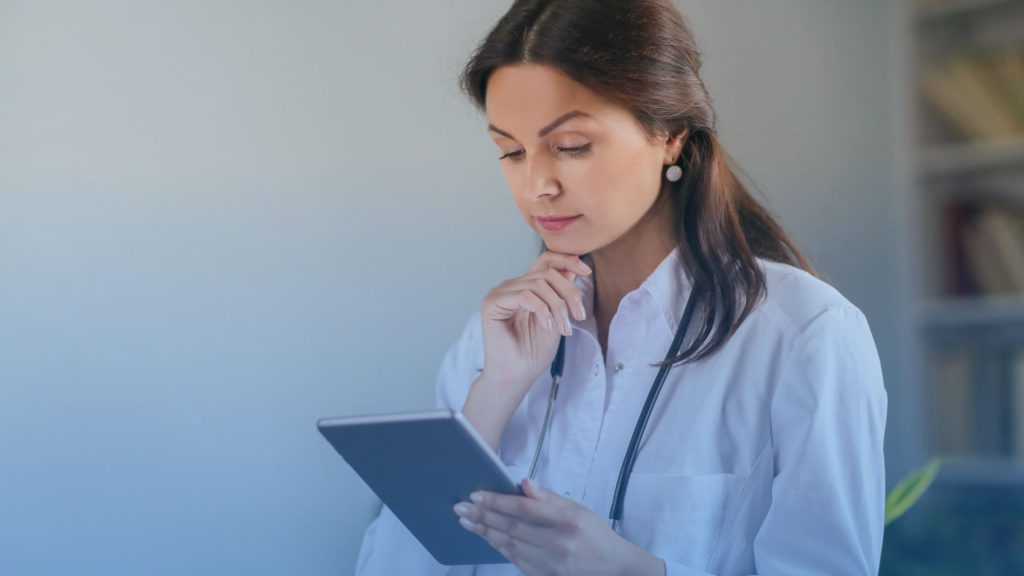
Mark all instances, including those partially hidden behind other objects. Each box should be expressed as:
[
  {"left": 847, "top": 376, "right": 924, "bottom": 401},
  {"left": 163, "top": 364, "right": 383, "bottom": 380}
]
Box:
[{"left": 885, "top": 457, "right": 943, "bottom": 526}]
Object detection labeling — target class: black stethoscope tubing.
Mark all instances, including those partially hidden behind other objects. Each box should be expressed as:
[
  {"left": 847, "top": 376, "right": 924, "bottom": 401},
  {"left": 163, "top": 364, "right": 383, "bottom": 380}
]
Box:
[{"left": 542, "top": 287, "right": 700, "bottom": 532}]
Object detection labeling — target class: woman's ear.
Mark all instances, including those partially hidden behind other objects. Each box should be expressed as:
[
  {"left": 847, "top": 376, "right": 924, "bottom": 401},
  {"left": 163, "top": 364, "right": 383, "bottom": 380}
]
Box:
[{"left": 663, "top": 128, "right": 688, "bottom": 165}]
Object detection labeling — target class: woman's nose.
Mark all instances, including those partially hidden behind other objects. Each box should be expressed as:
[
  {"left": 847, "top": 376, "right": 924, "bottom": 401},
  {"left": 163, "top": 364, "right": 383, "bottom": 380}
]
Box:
[{"left": 524, "top": 156, "right": 561, "bottom": 201}]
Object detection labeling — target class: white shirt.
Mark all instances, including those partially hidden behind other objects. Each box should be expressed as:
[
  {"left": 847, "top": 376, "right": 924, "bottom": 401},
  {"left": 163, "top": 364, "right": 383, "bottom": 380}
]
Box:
[{"left": 355, "top": 246, "right": 888, "bottom": 575}]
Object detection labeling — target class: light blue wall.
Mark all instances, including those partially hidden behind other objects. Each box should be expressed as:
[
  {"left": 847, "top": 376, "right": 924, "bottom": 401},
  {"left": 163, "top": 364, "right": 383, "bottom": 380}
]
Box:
[{"left": 0, "top": 1, "right": 910, "bottom": 574}]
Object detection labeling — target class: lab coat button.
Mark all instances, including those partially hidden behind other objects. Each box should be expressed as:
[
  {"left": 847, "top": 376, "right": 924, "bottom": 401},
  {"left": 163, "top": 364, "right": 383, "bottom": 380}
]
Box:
[{"left": 613, "top": 362, "right": 624, "bottom": 374}]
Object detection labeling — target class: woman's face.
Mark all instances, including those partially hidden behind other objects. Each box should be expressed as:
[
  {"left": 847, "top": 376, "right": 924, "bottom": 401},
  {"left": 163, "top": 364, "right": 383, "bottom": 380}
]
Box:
[{"left": 485, "top": 63, "right": 682, "bottom": 256}]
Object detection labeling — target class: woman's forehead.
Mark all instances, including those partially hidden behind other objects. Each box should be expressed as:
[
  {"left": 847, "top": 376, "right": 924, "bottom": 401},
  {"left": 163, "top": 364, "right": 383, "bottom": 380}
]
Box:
[
  {"left": 485, "top": 65, "right": 611, "bottom": 129},
  {"left": 484, "top": 67, "right": 655, "bottom": 147}
]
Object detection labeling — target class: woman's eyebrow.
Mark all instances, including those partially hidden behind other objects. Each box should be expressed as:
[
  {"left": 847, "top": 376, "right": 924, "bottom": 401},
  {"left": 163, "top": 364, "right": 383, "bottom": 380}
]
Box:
[{"left": 488, "top": 110, "right": 592, "bottom": 140}]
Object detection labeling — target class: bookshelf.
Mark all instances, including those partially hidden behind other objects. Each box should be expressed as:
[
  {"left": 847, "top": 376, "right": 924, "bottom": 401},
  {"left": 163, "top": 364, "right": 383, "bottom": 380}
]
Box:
[
  {"left": 878, "top": 2, "right": 1024, "bottom": 572},
  {"left": 909, "top": 0, "right": 1024, "bottom": 476}
]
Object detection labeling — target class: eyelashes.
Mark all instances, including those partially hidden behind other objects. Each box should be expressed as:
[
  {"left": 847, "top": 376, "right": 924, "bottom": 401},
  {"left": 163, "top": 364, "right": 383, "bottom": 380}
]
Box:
[{"left": 498, "top": 143, "right": 592, "bottom": 162}]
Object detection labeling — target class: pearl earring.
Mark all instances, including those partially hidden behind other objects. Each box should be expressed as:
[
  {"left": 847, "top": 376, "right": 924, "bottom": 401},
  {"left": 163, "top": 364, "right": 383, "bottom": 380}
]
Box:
[{"left": 665, "top": 164, "right": 683, "bottom": 182}]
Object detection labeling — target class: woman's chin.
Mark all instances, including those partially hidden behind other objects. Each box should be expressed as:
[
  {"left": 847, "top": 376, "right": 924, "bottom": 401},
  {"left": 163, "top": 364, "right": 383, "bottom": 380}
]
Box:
[{"left": 539, "top": 236, "right": 590, "bottom": 256}]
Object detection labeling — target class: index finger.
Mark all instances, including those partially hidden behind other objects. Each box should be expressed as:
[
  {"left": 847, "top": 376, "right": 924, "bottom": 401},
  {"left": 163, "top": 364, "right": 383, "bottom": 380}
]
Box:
[
  {"left": 470, "top": 489, "right": 570, "bottom": 527},
  {"left": 528, "top": 251, "right": 592, "bottom": 281}
]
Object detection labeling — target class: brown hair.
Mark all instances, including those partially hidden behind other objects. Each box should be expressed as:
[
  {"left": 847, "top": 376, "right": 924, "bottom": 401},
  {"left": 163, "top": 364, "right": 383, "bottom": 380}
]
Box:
[{"left": 459, "top": 0, "right": 816, "bottom": 365}]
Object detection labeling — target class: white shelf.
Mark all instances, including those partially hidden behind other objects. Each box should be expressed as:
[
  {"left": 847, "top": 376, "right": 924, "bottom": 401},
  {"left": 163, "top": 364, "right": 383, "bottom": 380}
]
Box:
[
  {"left": 920, "top": 294, "right": 1024, "bottom": 328},
  {"left": 932, "top": 456, "right": 1024, "bottom": 487},
  {"left": 914, "top": 0, "right": 1022, "bottom": 23},
  {"left": 917, "top": 136, "right": 1024, "bottom": 181}
]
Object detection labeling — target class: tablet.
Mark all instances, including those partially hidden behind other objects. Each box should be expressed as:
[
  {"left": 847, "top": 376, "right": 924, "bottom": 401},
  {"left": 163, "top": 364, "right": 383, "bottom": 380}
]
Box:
[{"left": 317, "top": 409, "right": 525, "bottom": 565}]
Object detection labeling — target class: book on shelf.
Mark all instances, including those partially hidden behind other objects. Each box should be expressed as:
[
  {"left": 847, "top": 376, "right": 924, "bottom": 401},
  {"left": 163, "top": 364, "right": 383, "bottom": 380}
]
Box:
[
  {"left": 931, "top": 347, "right": 1024, "bottom": 459},
  {"left": 931, "top": 348, "right": 976, "bottom": 455},
  {"left": 920, "top": 47, "right": 1024, "bottom": 144},
  {"left": 1014, "top": 350, "right": 1024, "bottom": 459},
  {"left": 943, "top": 198, "right": 1024, "bottom": 296}
]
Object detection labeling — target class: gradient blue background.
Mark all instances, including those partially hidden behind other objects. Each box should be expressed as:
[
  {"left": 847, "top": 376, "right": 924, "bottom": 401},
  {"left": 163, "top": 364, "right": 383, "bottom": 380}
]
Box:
[{"left": 0, "top": 1, "right": 915, "bottom": 574}]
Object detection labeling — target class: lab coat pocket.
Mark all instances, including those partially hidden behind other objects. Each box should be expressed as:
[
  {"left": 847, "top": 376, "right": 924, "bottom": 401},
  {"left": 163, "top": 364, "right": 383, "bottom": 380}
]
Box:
[{"left": 621, "top": 472, "right": 745, "bottom": 567}]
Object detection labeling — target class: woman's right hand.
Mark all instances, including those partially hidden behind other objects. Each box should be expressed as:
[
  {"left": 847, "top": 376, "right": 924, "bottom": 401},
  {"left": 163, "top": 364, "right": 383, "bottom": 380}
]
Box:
[{"left": 478, "top": 251, "right": 592, "bottom": 396}]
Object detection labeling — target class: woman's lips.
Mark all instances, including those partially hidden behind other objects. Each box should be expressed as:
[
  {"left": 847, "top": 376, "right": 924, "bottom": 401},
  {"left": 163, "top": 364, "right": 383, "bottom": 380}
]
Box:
[{"left": 536, "top": 215, "right": 582, "bottom": 231}]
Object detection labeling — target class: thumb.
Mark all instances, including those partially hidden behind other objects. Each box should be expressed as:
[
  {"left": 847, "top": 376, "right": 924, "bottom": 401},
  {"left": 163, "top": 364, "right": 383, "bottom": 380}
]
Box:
[{"left": 522, "top": 478, "right": 555, "bottom": 501}]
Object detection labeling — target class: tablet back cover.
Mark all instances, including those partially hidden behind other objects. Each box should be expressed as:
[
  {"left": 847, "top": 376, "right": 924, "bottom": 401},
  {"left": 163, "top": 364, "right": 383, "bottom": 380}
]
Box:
[{"left": 317, "top": 410, "right": 524, "bottom": 565}]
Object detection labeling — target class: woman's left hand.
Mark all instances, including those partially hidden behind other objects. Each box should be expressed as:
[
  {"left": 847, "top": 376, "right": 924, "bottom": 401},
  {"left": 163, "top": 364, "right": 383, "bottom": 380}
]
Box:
[{"left": 452, "top": 478, "right": 665, "bottom": 576}]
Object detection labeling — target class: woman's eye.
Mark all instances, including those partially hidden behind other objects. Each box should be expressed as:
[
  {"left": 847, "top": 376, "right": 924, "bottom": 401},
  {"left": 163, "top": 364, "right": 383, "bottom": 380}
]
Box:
[
  {"left": 497, "top": 143, "right": 592, "bottom": 162},
  {"left": 559, "top": 143, "right": 592, "bottom": 158}
]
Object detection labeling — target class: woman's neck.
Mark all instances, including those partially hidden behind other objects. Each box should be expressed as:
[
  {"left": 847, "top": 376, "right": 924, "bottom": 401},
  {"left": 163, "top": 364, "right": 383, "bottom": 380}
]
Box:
[{"left": 589, "top": 194, "right": 677, "bottom": 352}]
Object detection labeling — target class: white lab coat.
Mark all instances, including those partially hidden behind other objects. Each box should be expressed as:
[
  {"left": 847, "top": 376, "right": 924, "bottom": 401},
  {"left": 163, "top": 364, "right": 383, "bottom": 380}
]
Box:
[{"left": 355, "top": 246, "right": 888, "bottom": 575}]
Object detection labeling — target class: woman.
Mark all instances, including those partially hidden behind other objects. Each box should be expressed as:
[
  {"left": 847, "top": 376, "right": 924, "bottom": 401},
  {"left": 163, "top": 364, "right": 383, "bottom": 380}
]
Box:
[{"left": 356, "top": 1, "right": 887, "bottom": 574}]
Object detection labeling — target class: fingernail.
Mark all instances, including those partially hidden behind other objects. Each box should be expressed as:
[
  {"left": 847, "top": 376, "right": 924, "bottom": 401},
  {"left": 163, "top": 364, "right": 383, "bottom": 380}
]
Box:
[
  {"left": 459, "top": 517, "right": 479, "bottom": 530},
  {"left": 576, "top": 301, "right": 586, "bottom": 320},
  {"left": 562, "top": 310, "right": 572, "bottom": 334},
  {"left": 546, "top": 314, "right": 554, "bottom": 332},
  {"left": 579, "top": 262, "right": 591, "bottom": 274},
  {"left": 470, "top": 492, "right": 484, "bottom": 504},
  {"left": 454, "top": 503, "right": 471, "bottom": 516}
]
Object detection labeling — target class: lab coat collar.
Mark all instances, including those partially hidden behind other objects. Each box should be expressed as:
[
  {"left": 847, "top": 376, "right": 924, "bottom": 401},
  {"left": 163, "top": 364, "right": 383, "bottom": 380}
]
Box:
[{"left": 572, "top": 244, "right": 693, "bottom": 339}]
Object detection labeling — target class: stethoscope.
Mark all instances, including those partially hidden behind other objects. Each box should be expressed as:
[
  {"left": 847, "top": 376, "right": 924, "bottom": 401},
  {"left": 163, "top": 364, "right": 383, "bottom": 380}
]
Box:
[{"left": 526, "top": 284, "right": 700, "bottom": 533}]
